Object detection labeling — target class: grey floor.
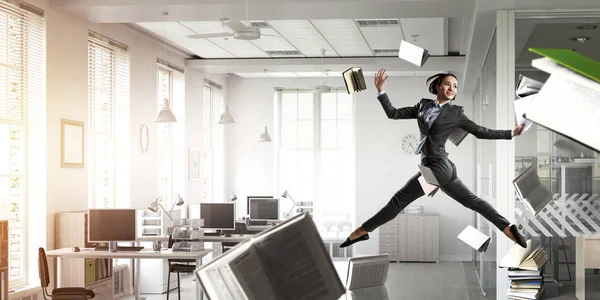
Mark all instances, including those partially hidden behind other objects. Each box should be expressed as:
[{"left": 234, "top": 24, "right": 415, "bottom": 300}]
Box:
[{"left": 122, "top": 261, "right": 600, "bottom": 300}]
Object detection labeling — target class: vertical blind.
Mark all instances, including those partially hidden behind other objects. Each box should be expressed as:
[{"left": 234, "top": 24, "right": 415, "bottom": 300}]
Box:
[{"left": 88, "top": 31, "right": 129, "bottom": 208}]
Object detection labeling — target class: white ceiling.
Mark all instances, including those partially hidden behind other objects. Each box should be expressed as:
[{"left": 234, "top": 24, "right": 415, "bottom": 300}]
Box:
[{"left": 135, "top": 18, "right": 446, "bottom": 59}]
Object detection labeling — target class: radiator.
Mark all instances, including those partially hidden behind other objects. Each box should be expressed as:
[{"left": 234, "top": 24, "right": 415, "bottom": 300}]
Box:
[{"left": 8, "top": 286, "right": 42, "bottom": 300}]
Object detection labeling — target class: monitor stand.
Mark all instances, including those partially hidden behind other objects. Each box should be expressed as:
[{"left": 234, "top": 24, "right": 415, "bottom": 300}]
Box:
[{"left": 108, "top": 241, "right": 118, "bottom": 252}]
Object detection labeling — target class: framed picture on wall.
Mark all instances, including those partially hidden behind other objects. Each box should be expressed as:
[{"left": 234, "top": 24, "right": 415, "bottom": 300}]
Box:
[
  {"left": 189, "top": 148, "right": 201, "bottom": 180},
  {"left": 61, "top": 119, "right": 84, "bottom": 168}
]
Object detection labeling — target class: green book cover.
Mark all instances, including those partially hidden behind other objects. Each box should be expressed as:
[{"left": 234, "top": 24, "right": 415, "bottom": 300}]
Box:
[{"left": 528, "top": 48, "right": 600, "bottom": 83}]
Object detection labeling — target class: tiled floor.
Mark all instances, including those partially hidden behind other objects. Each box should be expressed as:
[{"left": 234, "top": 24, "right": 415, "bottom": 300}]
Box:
[{"left": 121, "top": 261, "right": 600, "bottom": 300}]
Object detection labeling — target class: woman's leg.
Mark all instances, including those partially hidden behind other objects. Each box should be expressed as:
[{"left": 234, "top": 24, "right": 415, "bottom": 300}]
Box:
[
  {"left": 346, "top": 172, "right": 425, "bottom": 242},
  {"left": 441, "top": 161, "right": 526, "bottom": 247}
]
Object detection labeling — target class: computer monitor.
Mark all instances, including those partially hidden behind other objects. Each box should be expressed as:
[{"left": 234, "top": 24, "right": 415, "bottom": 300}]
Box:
[
  {"left": 249, "top": 198, "right": 279, "bottom": 220},
  {"left": 88, "top": 209, "right": 136, "bottom": 243},
  {"left": 199, "top": 203, "right": 235, "bottom": 230}
]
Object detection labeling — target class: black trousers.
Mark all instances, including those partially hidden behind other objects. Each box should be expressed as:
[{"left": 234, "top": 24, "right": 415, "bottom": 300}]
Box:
[{"left": 362, "top": 157, "right": 510, "bottom": 232}]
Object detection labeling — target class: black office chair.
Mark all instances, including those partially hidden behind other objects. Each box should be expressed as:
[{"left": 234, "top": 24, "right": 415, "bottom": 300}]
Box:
[
  {"left": 166, "top": 234, "right": 196, "bottom": 300},
  {"left": 38, "top": 248, "right": 95, "bottom": 300},
  {"left": 221, "top": 222, "right": 248, "bottom": 253}
]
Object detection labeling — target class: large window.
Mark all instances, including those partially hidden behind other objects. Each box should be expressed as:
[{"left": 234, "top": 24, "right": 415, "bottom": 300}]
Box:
[
  {"left": 203, "top": 79, "right": 224, "bottom": 203},
  {"left": 0, "top": 0, "right": 45, "bottom": 288},
  {"left": 277, "top": 90, "right": 355, "bottom": 238},
  {"left": 88, "top": 31, "right": 130, "bottom": 208},
  {"left": 157, "top": 65, "right": 173, "bottom": 204}
]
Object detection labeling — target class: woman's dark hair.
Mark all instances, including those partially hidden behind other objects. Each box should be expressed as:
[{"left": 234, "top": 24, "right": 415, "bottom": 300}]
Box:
[{"left": 426, "top": 72, "right": 458, "bottom": 96}]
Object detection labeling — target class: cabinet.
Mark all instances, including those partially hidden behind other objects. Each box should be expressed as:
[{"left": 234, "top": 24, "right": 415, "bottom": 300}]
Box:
[
  {"left": 1, "top": 220, "right": 7, "bottom": 300},
  {"left": 379, "top": 213, "right": 439, "bottom": 263},
  {"left": 55, "top": 211, "right": 113, "bottom": 299}
]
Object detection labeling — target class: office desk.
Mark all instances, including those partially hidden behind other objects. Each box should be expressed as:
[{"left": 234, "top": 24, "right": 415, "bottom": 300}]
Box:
[
  {"left": 46, "top": 248, "right": 213, "bottom": 300},
  {"left": 137, "top": 234, "right": 256, "bottom": 243},
  {"left": 576, "top": 235, "right": 600, "bottom": 300}
]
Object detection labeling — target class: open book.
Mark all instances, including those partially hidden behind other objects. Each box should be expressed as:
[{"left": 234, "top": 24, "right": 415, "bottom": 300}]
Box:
[
  {"left": 500, "top": 240, "right": 549, "bottom": 271},
  {"left": 194, "top": 213, "right": 345, "bottom": 300},
  {"left": 344, "top": 254, "right": 389, "bottom": 300},
  {"left": 457, "top": 225, "right": 491, "bottom": 252},
  {"left": 448, "top": 127, "right": 468, "bottom": 146},
  {"left": 513, "top": 165, "right": 553, "bottom": 216},
  {"left": 513, "top": 95, "right": 535, "bottom": 135},
  {"left": 398, "top": 40, "right": 430, "bottom": 67},
  {"left": 525, "top": 48, "right": 600, "bottom": 152},
  {"left": 418, "top": 165, "right": 440, "bottom": 197},
  {"left": 516, "top": 74, "right": 544, "bottom": 98},
  {"left": 342, "top": 67, "right": 367, "bottom": 94}
]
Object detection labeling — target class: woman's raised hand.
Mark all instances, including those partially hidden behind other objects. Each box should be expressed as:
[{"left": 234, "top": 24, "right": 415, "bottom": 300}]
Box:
[{"left": 374, "top": 68, "right": 388, "bottom": 92}]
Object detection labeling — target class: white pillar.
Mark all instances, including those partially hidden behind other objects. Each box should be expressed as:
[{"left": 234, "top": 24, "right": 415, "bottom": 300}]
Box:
[{"left": 495, "top": 9, "right": 516, "bottom": 300}]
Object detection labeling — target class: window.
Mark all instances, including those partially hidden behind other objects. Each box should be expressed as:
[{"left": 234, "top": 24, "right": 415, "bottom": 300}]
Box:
[
  {"left": 157, "top": 66, "right": 173, "bottom": 205},
  {"left": 0, "top": 0, "right": 45, "bottom": 288},
  {"left": 277, "top": 90, "right": 355, "bottom": 238},
  {"left": 88, "top": 31, "right": 130, "bottom": 208},
  {"left": 203, "top": 79, "right": 224, "bottom": 203}
]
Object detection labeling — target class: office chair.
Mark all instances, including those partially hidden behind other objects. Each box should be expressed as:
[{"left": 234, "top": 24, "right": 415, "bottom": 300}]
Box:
[
  {"left": 38, "top": 247, "right": 95, "bottom": 300},
  {"left": 166, "top": 234, "right": 196, "bottom": 300},
  {"left": 221, "top": 222, "right": 248, "bottom": 253}
]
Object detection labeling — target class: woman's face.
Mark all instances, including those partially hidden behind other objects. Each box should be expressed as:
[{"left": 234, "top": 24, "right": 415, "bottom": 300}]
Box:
[{"left": 436, "top": 75, "right": 458, "bottom": 101}]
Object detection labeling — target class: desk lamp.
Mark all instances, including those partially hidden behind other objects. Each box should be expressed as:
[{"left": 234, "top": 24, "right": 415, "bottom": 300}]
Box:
[
  {"left": 229, "top": 192, "right": 238, "bottom": 202},
  {"left": 281, "top": 190, "right": 297, "bottom": 219},
  {"left": 148, "top": 194, "right": 185, "bottom": 221}
]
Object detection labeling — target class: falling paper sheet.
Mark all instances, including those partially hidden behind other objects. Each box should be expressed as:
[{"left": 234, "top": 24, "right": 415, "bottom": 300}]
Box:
[{"left": 513, "top": 94, "right": 535, "bottom": 134}]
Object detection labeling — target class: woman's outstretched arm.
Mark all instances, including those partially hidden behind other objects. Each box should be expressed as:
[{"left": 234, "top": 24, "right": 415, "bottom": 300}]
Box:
[
  {"left": 458, "top": 107, "right": 525, "bottom": 139},
  {"left": 374, "top": 68, "right": 420, "bottom": 119}
]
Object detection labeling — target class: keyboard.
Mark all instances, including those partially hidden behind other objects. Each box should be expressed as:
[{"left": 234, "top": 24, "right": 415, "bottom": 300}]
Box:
[
  {"left": 249, "top": 220, "right": 268, "bottom": 226},
  {"left": 94, "top": 246, "right": 145, "bottom": 252}
]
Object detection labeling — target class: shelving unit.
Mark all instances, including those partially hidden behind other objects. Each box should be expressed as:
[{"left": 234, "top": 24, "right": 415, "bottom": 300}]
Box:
[{"left": 54, "top": 211, "right": 113, "bottom": 300}]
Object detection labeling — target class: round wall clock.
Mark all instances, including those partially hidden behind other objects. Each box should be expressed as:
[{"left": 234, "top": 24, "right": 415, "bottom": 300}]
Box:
[{"left": 401, "top": 134, "right": 419, "bottom": 156}]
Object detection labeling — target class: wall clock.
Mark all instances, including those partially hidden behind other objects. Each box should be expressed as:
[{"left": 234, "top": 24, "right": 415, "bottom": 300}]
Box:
[{"left": 401, "top": 134, "right": 419, "bottom": 156}]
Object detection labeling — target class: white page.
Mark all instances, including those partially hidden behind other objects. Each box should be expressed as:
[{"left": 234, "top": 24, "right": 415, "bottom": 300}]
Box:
[
  {"left": 398, "top": 40, "right": 428, "bottom": 67},
  {"left": 500, "top": 239, "right": 532, "bottom": 268},
  {"left": 346, "top": 255, "right": 389, "bottom": 290},
  {"left": 228, "top": 246, "right": 277, "bottom": 300},
  {"left": 457, "top": 225, "right": 490, "bottom": 251},
  {"left": 513, "top": 95, "right": 535, "bottom": 134}
]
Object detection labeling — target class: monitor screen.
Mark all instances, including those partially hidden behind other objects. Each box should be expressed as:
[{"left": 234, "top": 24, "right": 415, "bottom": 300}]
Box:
[
  {"left": 88, "top": 209, "right": 136, "bottom": 242},
  {"left": 249, "top": 198, "right": 279, "bottom": 220},
  {"left": 200, "top": 203, "right": 235, "bottom": 230}
]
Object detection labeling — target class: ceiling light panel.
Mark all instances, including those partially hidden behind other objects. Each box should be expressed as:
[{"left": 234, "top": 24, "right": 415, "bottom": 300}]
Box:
[
  {"left": 359, "top": 20, "right": 404, "bottom": 56},
  {"left": 399, "top": 18, "right": 445, "bottom": 55},
  {"left": 311, "top": 19, "right": 373, "bottom": 57},
  {"left": 267, "top": 20, "right": 337, "bottom": 57},
  {"left": 136, "top": 22, "right": 235, "bottom": 58},
  {"left": 208, "top": 37, "right": 269, "bottom": 58}
]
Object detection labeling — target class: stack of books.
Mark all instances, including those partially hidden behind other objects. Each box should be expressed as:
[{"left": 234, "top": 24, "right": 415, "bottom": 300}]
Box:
[{"left": 500, "top": 240, "right": 549, "bottom": 300}]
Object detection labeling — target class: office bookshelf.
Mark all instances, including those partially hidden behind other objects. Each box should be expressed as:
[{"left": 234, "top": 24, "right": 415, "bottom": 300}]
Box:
[
  {"left": 54, "top": 211, "right": 113, "bottom": 299},
  {"left": 1, "top": 220, "right": 7, "bottom": 300}
]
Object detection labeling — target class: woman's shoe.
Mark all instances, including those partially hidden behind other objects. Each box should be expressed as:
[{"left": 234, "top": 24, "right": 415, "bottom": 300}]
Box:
[
  {"left": 510, "top": 224, "right": 527, "bottom": 248},
  {"left": 339, "top": 233, "right": 370, "bottom": 248}
]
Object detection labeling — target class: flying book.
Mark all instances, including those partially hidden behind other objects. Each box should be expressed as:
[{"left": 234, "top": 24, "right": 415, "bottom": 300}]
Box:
[
  {"left": 417, "top": 165, "right": 440, "bottom": 197},
  {"left": 448, "top": 127, "right": 468, "bottom": 146},
  {"left": 342, "top": 67, "right": 367, "bottom": 94},
  {"left": 513, "top": 165, "right": 553, "bottom": 216},
  {"left": 516, "top": 74, "right": 544, "bottom": 98},
  {"left": 500, "top": 240, "right": 549, "bottom": 271},
  {"left": 398, "top": 40, "right": 430, "bottom": 67},
  {"left": 457, "top": 225, "right": 491, "bottom": 252},
  {"left": 194, "top": 213, "right": 345, "bottom": 300},
  {"left": 344, "top": 254, "right": 390, "bottom": 300},
  {"left": 525, "top": 48, "right": 600, "bottom": 152}
]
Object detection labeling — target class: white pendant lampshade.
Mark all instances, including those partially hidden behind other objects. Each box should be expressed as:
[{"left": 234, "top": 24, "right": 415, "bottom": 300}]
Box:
[
  {"left": 259, "top": 126, "right": 272, "bottom": 142},
  {"left": 155, "top": 98, "right": 177, "bottom": 123},
  {"left": 218, "top": 104, "right": 235, "bottom": 124}
]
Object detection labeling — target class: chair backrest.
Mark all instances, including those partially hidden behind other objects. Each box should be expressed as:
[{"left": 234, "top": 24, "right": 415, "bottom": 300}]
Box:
[
  {"left": 38, "top": 247, "right": 50, "bottom": 288},
  {"left": 235, "top": 222, "right": 248, "bottom": 234},
  {"left": 168, "top": 232, "right": 174, "bottom": 249}
]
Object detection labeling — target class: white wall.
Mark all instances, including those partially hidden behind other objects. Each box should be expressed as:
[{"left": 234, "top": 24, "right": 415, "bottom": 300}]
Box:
[{"left": 226, "top": 75, "right": 479, "bottom": 261}]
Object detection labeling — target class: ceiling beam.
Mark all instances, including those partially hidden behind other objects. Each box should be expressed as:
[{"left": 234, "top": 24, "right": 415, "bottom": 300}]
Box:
[
  {"left": 50, "top": 0, "right": 475, "bottom": 23},
  {"left": 185, "top": 56, "right": 465, "bottom": 75}
]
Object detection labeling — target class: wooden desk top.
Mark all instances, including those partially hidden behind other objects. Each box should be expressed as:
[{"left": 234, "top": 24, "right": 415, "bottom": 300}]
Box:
[{"left": 46, "top": 248, "right": 213, "bottom": 259}]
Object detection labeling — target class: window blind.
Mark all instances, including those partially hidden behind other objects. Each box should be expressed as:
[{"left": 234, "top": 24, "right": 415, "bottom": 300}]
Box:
[
  {"left": 202, "top": 79, "right": 223, "bottom": 202},
  {"left": 88, "top": 31, "right": 129, "bottom": 208},
  {"left": 0, "top": 0, "right": 45, "bottom": 127}
]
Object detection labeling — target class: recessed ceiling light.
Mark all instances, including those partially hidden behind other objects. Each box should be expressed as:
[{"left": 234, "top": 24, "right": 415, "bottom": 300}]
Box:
[
  {"left": 576, "top": 25, "right": 597, "bottom": 30},
  {"left": 572, "top": 36, "right": 591, "bottom": 43}
]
